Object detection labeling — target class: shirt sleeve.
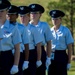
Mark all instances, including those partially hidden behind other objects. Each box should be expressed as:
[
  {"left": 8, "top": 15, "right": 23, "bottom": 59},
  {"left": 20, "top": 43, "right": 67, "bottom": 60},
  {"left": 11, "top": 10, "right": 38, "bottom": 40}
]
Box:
[
  {"left": 65, "top": 28, "right": 74, "bottom": 45},
  {"left": 22, "top": 27, "right": 29, "bottom": 44},
  {"left": 12, "top": 26, "right": 22, "bottom": 45},
  {"left": 44, "top": 23, "right": 53, "bottom": 42},
  {"left": 32, "top": 27, "right": 43, "bottom": 45}
]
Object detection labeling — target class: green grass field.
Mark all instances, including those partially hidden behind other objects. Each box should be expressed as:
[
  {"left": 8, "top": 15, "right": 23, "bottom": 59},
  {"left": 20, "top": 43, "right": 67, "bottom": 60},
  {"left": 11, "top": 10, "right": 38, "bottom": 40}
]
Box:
[{"left": 68, "top": 61, "right": 75, "bottom": 75}]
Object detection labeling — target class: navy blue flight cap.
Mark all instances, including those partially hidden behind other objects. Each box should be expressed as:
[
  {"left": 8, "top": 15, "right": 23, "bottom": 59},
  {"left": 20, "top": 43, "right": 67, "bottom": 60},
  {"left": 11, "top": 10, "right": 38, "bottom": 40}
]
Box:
[
  {"left": 0, "top": 0, "right": 11, "bottom": 11},
  {"left": 8, "top": 5, "right": 19, "bottom": 14},
  {"left": 28, "top": 4, "right": 45, "bottom": 13},
  {"left": 49, "top": 10, "right": 65, "bottom": 18},
  {"left": 18, "top": 6, "right": 30, "bottom": 16}
]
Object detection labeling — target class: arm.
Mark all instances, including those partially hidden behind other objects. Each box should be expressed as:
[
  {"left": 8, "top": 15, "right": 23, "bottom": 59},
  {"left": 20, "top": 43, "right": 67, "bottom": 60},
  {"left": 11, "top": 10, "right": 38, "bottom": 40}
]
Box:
[
  {"left": 22, "top": 27, "right": 29, "bottom": 61},
  {"left": 10, "top": 26, "right": 21, "bottom": 74},
  {"left": 46, "top": 40, "right": 52, "bottom": 69},
  {"left": 14, "top": 43, "right": 20, "bottom": 65},
  {"left": 46, "top": 40, "right": 52, "bottom": 57},
  {"left": 67, "top": 43, "right": 72, "bottom": 63},
  {"left": 36, "top": 42, "right": 42, "bottom": 68},
  {"left": 22, "top": 44, "right": 29, "bottom": 71},
  {"left": 24, "top": 44, "right": 29, "bottom": 61},
  {"left": 22, "top": 27, "right": 29, "bottom": 70},
  {"left": 36, "top": 42, "right": 42, "bottom": 61}
]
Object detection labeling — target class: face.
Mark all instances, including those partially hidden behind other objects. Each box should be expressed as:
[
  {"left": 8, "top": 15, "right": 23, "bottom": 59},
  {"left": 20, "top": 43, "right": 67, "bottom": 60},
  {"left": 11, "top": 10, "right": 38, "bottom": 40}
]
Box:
[
  {"left": 6, "top": 14, "right": 18, "bottom": 22},
  {"left": 0, "top": 9, "right": 7, "bottom": 20},
  {"left": 30, "top": 11, "right": 42, "bottom": 22},
  {"left": 51, "top": 18, "right": 62, "bottom": 26},
  {"left": 19, "top": 13, "right": 30, "bottom": 25}
]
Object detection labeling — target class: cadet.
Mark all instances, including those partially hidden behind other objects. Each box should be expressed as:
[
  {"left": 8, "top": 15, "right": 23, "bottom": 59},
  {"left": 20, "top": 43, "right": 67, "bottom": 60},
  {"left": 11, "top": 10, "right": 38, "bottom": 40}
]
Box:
[
  {"left": 0, "top": 0, "right": 21, "bottom": 75},
  {"left": 48, "top": 9, "right": 74, "bottom": 75},
  {"left": 29, "top": 3, "right": 53, "bottom": 75},
  {"left": 18, "top": 6, "right": 43, "bottom": 75},
  {"left": 6, "top": 5, "right": 30, "bottom": 75}
]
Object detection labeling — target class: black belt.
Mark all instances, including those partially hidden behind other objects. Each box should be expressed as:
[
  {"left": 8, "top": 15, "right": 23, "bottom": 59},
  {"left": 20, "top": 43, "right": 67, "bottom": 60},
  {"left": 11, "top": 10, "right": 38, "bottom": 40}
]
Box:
[
  {"left": 0, "top": 50, "right": 12, "bottom": 55},
  {"left": 52, "top": 50, "right": 66, "bottom": 53},
  {"left": 35, "top": 46, "right": 44, "bottom": 49}
]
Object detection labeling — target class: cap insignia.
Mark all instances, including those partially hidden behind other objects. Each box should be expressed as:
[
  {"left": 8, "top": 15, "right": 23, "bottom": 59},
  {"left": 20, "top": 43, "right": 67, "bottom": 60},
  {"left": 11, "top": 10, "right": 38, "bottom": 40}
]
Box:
[
  {"left": 20, "top": 7, "right": 24, "bottom": 10},
  {"left": 31, "top": 5, "right": 35, "bottom": 8}
]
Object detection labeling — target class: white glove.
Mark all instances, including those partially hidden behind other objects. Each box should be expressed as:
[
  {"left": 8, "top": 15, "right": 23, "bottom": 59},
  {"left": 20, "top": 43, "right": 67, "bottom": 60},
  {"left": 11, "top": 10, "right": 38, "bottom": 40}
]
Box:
[
  {"left": 36, "top": 60, "right": 42, "bottom": 68},
  {"left": 10, "top": 65, "right": 18, "bottom": 74},
  {"left": 46, "top": 57, "right": 51, "bottom": 69},
  {"left": 67, "top": 63, "right": 71, "bottom": 70},
  {"left": 22, "top": 61, "right": 29, "bottom": 70}
]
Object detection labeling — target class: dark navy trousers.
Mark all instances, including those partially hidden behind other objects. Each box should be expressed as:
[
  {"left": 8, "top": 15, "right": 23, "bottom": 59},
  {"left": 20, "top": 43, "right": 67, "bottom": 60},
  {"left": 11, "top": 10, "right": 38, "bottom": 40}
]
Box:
[
  {"left": 0, "top": 50, "right": 14, "bottom": 75},
  {"left": 48, "top": 50, "right": 68, "bottom": 75}
]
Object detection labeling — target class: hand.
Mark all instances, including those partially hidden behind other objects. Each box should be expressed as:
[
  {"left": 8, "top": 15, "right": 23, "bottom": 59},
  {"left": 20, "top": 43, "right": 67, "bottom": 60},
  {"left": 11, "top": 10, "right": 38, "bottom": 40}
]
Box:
[
  {"left": 22, "top": 61, "right": 29, "bottom": 70},
  {"left": 46, "top": 57, "right": 51, "bottom": 69},
  {"left": 10, "top": 65, "right": 18, "bottom": 74},
  {"left": 36, "top": 60, "right": 42, "bottom": 68},
  {"left": 67, "top": 63, "right": 71, "bottom": 70}
]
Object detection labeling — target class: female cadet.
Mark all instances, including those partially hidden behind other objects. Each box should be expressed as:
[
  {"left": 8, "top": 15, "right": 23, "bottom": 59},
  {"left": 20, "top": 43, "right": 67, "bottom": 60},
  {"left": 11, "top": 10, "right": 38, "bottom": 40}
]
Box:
[
  {"left": 6, "top": 5, "right": 29, "bottom": 75},
  {"left": 0, "top": 0, "right": 21, "bottom": 75},
  {"left": 48, "top": 9, "right": 74, "bottom": 75},
  {"left": 18, "top": 6, "right": 43, "bottom": 75},
  {"left": 28, "top": 4, "right": 53, "bottom": 75}
]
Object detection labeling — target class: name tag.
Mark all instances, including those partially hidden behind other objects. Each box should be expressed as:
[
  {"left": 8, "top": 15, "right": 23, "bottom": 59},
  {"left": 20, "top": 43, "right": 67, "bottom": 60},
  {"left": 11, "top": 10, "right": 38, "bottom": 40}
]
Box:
[{"left": 51, "top": 52, "right": 54, "bottom": 60}]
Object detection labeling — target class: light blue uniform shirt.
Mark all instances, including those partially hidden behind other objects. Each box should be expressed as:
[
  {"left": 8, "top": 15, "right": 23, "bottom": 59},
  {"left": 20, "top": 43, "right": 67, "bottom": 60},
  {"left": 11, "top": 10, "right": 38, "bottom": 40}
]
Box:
[
  {"left": 0, "top": 28, "right": 3, "bottom": 39},
  {"left": 27, "top": 23, "right": 43, "bottom": 48},
  {"left": 26, "top": 24, "right": 35, "bottom": 50},
  {"left": 29, "top": 21, "right": 53, "bottom": 45},
  {"left": 51, "top": 25, "right": 74, "bottom": 50},
  {"left": 16, "top": 22, "right": 29, "bottom": 52},
  {"left": 0, "top": 20, "right": 22, "bottom": 51}
]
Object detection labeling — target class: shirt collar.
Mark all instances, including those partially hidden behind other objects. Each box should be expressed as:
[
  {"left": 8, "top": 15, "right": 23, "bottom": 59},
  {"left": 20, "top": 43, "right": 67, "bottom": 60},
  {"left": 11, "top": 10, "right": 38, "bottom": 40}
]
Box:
[
  {"left": 29, "top": 20, "right": 40, "bottom": 26},
  {"left": 51, "top": 24, "right": 63, "bottom": 32}
]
